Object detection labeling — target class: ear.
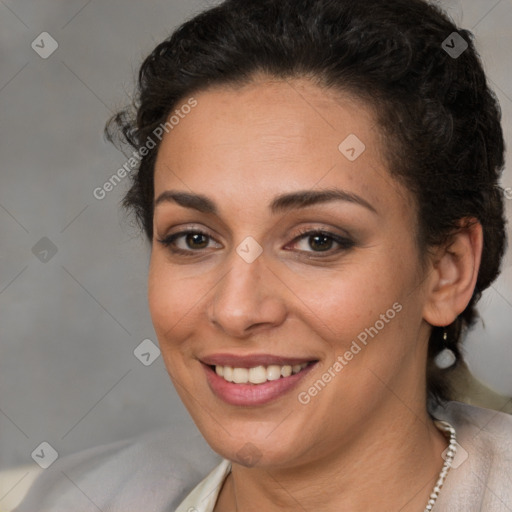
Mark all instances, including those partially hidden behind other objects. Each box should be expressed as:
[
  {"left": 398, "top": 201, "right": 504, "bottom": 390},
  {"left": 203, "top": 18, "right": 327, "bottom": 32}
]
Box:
[{"left": 422, "top": 218, "right": 483, "bottom": 327}]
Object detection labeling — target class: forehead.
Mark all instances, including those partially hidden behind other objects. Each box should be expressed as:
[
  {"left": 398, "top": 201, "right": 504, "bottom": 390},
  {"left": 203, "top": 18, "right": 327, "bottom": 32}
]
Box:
[{"left": 153, "top": 78, "right": 413, "bottom": 219}]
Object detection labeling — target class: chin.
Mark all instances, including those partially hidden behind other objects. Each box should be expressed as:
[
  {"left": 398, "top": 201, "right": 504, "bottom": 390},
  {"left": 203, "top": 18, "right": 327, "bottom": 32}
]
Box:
[{"left": 195, "top": 418, "right": 309, "bottom": 469}]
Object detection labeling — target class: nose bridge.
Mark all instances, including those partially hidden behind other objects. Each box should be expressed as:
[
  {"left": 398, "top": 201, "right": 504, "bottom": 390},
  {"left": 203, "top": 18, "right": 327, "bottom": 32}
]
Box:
[{"left": 208, "top": 244, "right": 286, "bottom": 336}]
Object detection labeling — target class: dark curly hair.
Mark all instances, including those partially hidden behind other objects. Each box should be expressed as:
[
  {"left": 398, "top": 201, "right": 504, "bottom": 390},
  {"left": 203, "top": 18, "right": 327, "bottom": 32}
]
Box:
[{"left": 105, "top": 0, "right": 507, "bottom": 412}]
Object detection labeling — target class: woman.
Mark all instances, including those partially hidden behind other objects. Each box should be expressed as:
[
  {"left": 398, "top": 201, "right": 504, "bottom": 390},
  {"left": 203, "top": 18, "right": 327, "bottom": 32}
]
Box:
[{"left": 15, "top": 0, "right": 512, "bottom": 510}]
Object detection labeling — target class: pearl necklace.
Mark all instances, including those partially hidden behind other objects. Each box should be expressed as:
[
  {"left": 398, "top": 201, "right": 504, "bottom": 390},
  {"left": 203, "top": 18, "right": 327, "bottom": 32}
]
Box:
[{"left": 424, "top": 420, "right": 457, "bottom": 511}]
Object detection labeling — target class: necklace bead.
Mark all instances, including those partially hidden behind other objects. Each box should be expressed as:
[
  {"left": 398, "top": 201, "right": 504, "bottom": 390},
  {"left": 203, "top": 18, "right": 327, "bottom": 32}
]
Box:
[{"left": 423, "top": 420, "right": 457, "bottom": 512}]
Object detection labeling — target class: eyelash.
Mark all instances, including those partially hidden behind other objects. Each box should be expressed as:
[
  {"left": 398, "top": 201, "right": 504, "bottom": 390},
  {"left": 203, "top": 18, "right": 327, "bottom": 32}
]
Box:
[{"left": 156, "top": 227, "right": 355, "bottom": 258}]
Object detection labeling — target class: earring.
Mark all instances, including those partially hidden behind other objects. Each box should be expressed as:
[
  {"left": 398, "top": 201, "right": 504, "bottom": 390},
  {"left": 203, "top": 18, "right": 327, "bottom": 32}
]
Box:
[{"left": 434, "top": 329, "right": 456, "bottom": 369}]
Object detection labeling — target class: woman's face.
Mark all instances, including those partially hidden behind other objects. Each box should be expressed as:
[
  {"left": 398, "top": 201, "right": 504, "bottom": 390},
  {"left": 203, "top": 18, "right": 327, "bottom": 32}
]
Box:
[{"left": 149, "top": 77, "right": 433, "bottom": 468}]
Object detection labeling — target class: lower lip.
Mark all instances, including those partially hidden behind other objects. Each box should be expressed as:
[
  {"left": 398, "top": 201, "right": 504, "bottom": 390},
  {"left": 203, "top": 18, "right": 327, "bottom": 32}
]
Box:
[{"left": 203, "top": 362, "right": 317, "bottom": 406}]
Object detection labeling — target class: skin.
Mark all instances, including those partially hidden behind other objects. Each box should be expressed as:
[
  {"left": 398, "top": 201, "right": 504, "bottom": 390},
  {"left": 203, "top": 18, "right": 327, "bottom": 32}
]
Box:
[{"left": 148, "top": 77, "right": 483, "bottom": 511}]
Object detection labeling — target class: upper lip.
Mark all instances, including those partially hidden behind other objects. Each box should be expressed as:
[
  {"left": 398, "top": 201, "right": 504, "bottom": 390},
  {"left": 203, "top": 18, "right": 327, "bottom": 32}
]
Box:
[{"left": 200, "top": 353, "right": 317, "bottom": 368}]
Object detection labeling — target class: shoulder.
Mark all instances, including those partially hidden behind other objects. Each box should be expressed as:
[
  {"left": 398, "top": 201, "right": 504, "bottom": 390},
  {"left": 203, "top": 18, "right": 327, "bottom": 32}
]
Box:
[
  {"left": 433, "top": 400, "right": 512, "bottom": 511},
  {"left": 434, "top": 400, "right": 512, "bottom": 467},
  {"left": 13, "top": 427, "right": 222, "bottom": 512},
  {"left": 435, "top": 400, "right": 512, "bottom": 446}
]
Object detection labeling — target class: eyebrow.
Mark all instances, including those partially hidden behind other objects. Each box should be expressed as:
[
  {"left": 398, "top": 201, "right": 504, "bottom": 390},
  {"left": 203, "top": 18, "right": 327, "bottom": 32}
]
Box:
[{"left": 154, "top": 188, "right": 377, "bottom": 215}]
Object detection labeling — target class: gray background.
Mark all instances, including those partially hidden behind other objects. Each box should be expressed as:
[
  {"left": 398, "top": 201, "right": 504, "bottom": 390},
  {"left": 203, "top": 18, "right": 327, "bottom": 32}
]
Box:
[{"left": 0, "top": 0, "right": 511, "bottom": 484}]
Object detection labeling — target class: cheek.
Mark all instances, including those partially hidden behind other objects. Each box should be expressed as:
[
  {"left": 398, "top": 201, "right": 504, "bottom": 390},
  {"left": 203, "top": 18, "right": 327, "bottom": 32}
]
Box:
[
  {"left": 295, "top": 250, "right": 417, "bottom": 380},
  {"left": 147, "top": 256, "right": 199, "bottom": 347},
  {"left": 296, "top": 264, "right": 390, "bottom": 341}
]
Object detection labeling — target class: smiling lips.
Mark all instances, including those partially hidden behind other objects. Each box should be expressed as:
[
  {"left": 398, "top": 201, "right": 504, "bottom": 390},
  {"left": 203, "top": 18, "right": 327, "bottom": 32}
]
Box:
[
  {"left": 214, "top": 362, "right": 309, "bottom": 384},
  {"left": 200, "top": 354, "right": 318, "bottom": 406}
]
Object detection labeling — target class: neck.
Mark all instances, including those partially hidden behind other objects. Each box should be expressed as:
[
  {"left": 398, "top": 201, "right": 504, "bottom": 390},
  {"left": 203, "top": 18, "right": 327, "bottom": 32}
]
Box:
[{"left": 215, "top": 401, "right": 449, "bottom": 512}]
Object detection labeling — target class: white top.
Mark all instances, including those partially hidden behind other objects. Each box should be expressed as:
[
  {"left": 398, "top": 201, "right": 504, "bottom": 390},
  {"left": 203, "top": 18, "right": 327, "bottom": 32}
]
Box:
[
  {"left": 174, "top": 459, "right": 231, "bottom": 512},
  {"left": 13, "top": 401, "right": 512, "bottom": 512}
]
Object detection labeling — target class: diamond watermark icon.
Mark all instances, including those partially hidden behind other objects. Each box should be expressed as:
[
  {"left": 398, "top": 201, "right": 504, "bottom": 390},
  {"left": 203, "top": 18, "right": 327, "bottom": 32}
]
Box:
[
  {"left": 134, "top": 339, "right": 161, "bottom": 366},
  {"left": 32, "top": 237, "right": 58, "bottom": 263},
  {"left": 236, "top": 236, "right": 263, "bottom": 263},
  {"left": 442, "top": 32, "right": 468, "bottom": 59},
  {"left": 236, "top": 442, "right": 262, "bottom": 467},
  {"left": 31, "top": 441, "right": 59, "bottom": 469},
  {"left": 31, "top": 32, "right": 59, "bottom": 59},
  {"left": 338, "top": 134, "right": 366, "bottom": 162}
]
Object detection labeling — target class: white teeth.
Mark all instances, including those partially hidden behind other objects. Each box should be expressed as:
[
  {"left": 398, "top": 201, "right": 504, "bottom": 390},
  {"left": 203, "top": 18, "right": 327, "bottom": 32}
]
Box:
[
  {"left": 223, "top": 366, "right": 234, "bottom": 382},
  {"left": 249, "top": 366, "right": 268, "bottom": 384},
  {"left": 233, "top": 368, "right": 249, "bottom": 383},
  {"left": 266, "top": 365, "right": 282, "bottom": 381},
  {"left": 281, "top": 365, "right": 292, "bottom": 377},
  {"left": 214, "top": 362, "right": 309, "bottom": 384}
]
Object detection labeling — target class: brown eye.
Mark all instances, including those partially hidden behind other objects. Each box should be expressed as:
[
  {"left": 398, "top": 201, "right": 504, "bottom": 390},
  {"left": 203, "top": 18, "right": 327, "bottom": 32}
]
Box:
[
  {"left": 307, "top": 233, "right": 335, "bottom": 252},
  {"left": 289, "top": 229, "right": 355, "bottom": 254},
  {"left": 157, "top": 229, "right": 220, "bottom": 256},
  {"left": 182, "top": 232, "right": 209, "bottom": 249}
]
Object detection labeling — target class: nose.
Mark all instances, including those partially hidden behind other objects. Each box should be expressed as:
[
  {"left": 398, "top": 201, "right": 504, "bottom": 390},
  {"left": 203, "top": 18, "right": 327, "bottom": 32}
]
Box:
[{"left": 207, "top": 250, "right": 287, "bottom": 339}]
